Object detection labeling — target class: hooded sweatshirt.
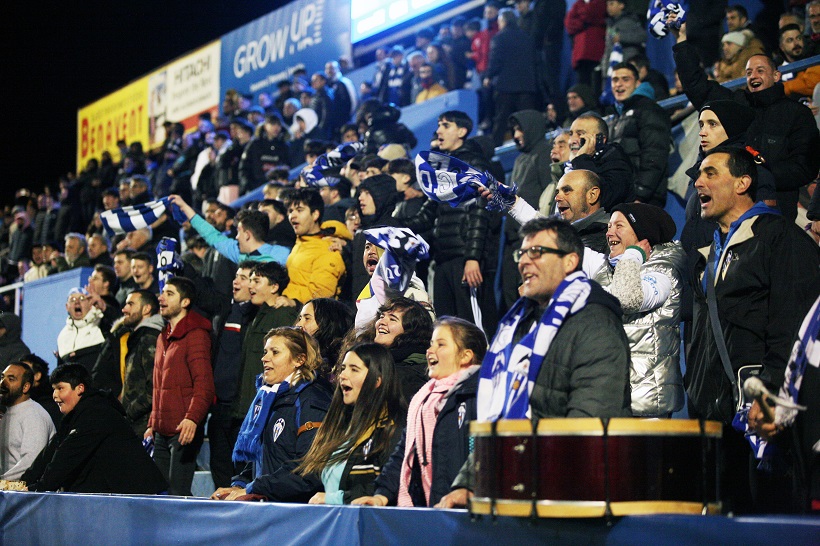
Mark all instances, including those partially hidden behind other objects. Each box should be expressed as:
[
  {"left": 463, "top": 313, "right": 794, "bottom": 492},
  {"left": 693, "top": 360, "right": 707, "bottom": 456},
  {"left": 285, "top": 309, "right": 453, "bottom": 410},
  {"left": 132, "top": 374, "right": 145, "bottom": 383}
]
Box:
[
  {"left": 508, "top": 110, "right": 552, "bottom": 240},
  {"left": 0, "top": 313, "right": 30, "bottom": 364}
]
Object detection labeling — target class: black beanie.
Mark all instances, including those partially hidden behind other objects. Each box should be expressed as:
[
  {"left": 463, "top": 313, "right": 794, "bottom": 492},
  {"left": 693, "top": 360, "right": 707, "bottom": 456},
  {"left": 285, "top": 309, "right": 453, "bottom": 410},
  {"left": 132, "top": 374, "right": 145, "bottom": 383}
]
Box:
[
  {"left": 699, "top": 100, "right": 756, "bottom": 140},
  {"left": 568, "top": 84, "right": 598, "bottom": 109},
  {"left": 611, "top": 203, "right": 677, "bottom": 247}
]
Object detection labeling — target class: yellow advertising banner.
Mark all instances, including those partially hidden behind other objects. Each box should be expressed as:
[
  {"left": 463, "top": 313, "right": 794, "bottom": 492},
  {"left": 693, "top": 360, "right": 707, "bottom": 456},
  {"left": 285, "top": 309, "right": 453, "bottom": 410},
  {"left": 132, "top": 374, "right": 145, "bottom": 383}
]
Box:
[{"left": 76, "top": 76, "right": 149, "bottom": 171}]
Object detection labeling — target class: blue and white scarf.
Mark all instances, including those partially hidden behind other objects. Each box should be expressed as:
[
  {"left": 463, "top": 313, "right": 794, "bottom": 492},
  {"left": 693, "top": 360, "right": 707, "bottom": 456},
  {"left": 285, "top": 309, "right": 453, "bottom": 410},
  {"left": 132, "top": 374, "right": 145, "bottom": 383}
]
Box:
[
  {"left": 355, "top": 226, "right": 430, "bottom": 331},
  {"left": 414, "top": 151, "right": 485, "bottom": 208},
  {"left": 477, "top": 272, "right": 591, "bottom": 421},
  {"left": 732, "top": 295, "right": 819, "bottom": 466},
  {"left": 301, "top": 142, "right": 364, "bottom": 187},
  {"left": 233, "top": 376, "right": 290, "bottom": 466},
  {"left": 100, "top": 197, "right": 188, "bottom": 237},
  {"left": 647, "top": 0, "right": 687, "bottom": 39}
]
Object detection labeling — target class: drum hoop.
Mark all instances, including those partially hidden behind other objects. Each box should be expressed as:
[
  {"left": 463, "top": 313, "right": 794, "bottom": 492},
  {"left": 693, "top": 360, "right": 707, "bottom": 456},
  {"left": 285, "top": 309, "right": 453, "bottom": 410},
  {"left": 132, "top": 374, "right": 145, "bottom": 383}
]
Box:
[
  {"left": 535, "top": 418, "right": 605, "bottom": 435},
  {"left": 609, "top": 501, "right": 723, "bottom": 516},
  {"left": 470, "top": 419, "right": 533, "bottom": 435},
  {"left": 606, "top": 418, "right": 722, "bottom": 437}
]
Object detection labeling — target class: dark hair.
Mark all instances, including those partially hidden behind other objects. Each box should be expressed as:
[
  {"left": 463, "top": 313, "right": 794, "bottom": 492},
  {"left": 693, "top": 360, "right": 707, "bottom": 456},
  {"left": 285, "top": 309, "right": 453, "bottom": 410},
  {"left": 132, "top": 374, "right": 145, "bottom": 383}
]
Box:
[
  {"left": 626, "top": 53, "right": 650, "bottom": 70},
  {"left": 575, "top": 112, "right": 609, "bottom": 137},
  {"left": 237, "top": 259, "right": 258, "bottom": 272},
  {"left": 165, "top": 276, "right": 196, "bottom": 308},
  {"left": 6, "top": 361, "right": 34, "bottom": 390},
  {"left": 235, "top": 209, "right": 270, "bottom": 241},
  {"left": 284, "top": 188, "right": 324, "bottom": 221},
  {"left": 264, "top": 113, "right": 284, "bottom": 126},
  {"left": 304, "top": 298, "right": 355, "bottom": 372},
  {"left": 93, "top": 264, "right": 117, "bottom": 290},
  {"left": 296, "top": 342, "right": 405, "bottom": 476},
  {"left": 252, "top": 261, "right": 290, "bottom": 293},
  {"left": 376, "top": 297, "right": 434, "bottom": 350},
  {"left": 363, "top": 156, "right": 388, "bottom": 172},
  {"left": 114, "top": 248, "right": 135, "bottom": 260},
  {"left": 217, "top": 202, "right": 237, "bottom": 220},
  {"left": 465, "top": 18, "right": 482, "bottom": 31},
  {"left": 340, "top": 123, "right": 358, "bottom": 138},
  {"left": 131, "top": 289, "right": 159, "bottom": 316},
  {"left": 612, "top": 62, "right": 640, "bottom": 80},
  {"left": 779, "top": 23, "right": 803, "bottom": 39},
  {"left": 131, "top": 251, "right": 154, "bottom": 267},
  {"left": 50, "top": 363, "right": 92, "bottom": 390},
  {"left": 433, "top": 316, "right": 487, "bottom": 366},
  {"left": 519, "top": 217, "right": 584, "bottom": 272},
  {"left": 438, "top": 110, "right": 473, "bottom": 135},
  {"left": 269, "top": 167, "right": 292, "bottom": 181},
  {"left": 260, "top": 198, "right": 288, "bottom": 217},
  {"left": 20, "top": 353, "right": 49, "bottom": 382},
  {"left": 304, "top": 139, "right": 327, "bottom": 157},
  {"left": 386, "top": 157, "right": 416, "bottom": 181},
  {"left": 706, "top": 147, "right": 758, "bottom": 201},
  {"left": 726, "top": 4, "right": 748, "bottom": 19}
]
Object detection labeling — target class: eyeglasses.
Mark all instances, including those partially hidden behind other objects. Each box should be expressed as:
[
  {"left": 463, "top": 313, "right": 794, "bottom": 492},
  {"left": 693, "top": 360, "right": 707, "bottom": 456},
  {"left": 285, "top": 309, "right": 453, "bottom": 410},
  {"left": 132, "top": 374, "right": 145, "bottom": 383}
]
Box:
[
  {"left": 68, "top": 296, "right": 87, "bottom": 304},
  {"left": 513, "top": 246, "right": 569, "bottom": 263}
]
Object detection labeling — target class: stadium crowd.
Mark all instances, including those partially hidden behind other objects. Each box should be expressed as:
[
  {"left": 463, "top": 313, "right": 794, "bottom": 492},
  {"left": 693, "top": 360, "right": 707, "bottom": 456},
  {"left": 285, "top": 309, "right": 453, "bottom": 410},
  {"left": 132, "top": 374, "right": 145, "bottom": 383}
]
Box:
[{"left": 1, "top": 0, "right": 819, "bottom": 517}]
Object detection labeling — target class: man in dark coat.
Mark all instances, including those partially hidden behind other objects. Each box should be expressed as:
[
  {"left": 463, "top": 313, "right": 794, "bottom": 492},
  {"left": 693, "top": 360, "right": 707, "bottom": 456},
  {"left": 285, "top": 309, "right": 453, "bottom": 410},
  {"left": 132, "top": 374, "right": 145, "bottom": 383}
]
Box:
[
  {"left": 608, "top": 63, "right": 671, "bottom": 207},
  {"left": 687, "top": 148, "right": 820, "bottom": 513},
  {"left": 670, "top": 20, "right": 820, "bottom": 223},
  {"left": 22, "top": 364, "right": 167, "bottom": 494},
  {"left": 483, "top": 8, "right": 541, "bottom": 146}
]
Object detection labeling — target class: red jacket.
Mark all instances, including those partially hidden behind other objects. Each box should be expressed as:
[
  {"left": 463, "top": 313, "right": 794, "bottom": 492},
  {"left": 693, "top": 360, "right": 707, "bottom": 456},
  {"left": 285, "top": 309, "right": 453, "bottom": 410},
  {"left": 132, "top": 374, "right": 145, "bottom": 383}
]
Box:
[
  {"left": 149, "top": 310, "right": 214, "bottom": 436},
  {"left": 564, "top": 0, "right": 607, "bottom": 68},
  {"left": 471, "top": 20, "right": 498, "bottom": 74}
]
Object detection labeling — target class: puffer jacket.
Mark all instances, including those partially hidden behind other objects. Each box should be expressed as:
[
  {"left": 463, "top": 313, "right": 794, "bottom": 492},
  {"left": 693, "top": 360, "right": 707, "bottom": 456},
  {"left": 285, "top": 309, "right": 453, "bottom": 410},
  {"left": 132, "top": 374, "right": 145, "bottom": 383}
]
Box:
[
  {"left": 281, "top": 233, "right": 346, "bottom": 305},
  {"left": 121, "top": 313, "right": 164, "bottom": 433},
  {"left": 609, "top": 93, "right": 671, "bottom": 206},
  {"left": 149, "top": 310, "right": 214, "bottom": 435},
  {"left": 593, "top": 242, "right": 686, "bottom": 417}
]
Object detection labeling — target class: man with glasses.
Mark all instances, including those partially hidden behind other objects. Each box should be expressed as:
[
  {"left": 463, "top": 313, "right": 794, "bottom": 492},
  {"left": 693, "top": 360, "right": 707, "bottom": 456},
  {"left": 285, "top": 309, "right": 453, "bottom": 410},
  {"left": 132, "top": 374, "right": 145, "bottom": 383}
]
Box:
[
  {"left": 496, "top": 216, "right": 631, "bottom": 418},
  {"left": 56, "top": 287, "right": 106, "bottom": 373},
  {"left": 438, "top": 217, "right": 631, "bottom": 508}
]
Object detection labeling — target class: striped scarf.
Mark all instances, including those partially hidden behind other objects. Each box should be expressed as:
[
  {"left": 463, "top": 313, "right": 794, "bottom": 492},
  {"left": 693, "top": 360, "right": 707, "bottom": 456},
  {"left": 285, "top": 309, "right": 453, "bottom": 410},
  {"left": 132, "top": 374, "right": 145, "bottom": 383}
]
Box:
[
  {"left": 100, "top": 197, "right": 187, "bottom": 236},
  {"left": 477, "top": 272, "right": 591, "bottom": 422}
]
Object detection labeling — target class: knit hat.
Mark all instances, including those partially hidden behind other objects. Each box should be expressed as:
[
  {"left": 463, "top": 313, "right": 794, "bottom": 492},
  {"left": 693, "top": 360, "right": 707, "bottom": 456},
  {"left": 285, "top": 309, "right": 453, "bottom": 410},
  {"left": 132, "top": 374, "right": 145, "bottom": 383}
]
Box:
[
  {"left": 699, "top": 100, "right": 756, "bottom": 139},
  {"left": 567, "top": 83, "right": 598, "bottom": 109},
  {"left": 721, "top": 31, "right": 747, "bottom": 47},
  {"left": 610, "top": 203, "right": 676, "bottom": 247},
  {"left": 377, "top": 143, "right": 408, "bottom": 161}
]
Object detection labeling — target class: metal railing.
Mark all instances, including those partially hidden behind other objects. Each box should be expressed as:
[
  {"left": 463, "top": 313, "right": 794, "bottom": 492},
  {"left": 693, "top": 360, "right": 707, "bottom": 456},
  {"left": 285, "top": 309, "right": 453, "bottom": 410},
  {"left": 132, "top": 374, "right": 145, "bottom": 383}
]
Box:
[{"left": 0, "top": 281, "right": 24, "bottom": 316}]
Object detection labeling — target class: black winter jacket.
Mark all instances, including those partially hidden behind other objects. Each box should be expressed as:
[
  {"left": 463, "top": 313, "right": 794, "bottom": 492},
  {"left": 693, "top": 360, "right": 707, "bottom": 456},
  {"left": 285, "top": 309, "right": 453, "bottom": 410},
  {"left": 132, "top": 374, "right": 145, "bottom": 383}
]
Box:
[
  {"left": 609, "top": 93, "right": 671, "bottom": 206},
  {"left": 234, "top": 380, "right": 332, "bottom": 501},
  {"left": 569, "top": 141, "right": 636, "bottom": 211},
  {"left": 374, "top": 368, "right": 479, "bottom": 506},
  {"left": 239, "top": 136, "right": 290, "bottom": 194},
  {"left": 23, "top": 389, "right": 167, "bottom": 494},
  {"left": 673, "top": 41, "right": 820, "bottom": 195},
  {"left": 339, "top": 414, "right": 405, "bottom": 504},
  {"left": 687, "top": 212, "right": 820, "bottom": 423}
]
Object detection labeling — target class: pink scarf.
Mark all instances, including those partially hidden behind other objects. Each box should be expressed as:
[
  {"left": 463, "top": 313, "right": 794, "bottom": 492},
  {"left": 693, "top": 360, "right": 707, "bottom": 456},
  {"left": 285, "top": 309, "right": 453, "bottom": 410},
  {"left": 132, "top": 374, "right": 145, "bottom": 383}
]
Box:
[{"left": 397, "top": 371, "right": 462, "bottom": 507}]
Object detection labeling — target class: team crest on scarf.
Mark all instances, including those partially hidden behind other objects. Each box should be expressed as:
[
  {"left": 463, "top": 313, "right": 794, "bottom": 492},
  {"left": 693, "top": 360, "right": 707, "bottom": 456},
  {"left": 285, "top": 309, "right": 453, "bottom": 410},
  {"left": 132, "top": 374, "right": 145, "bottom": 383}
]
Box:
[
  {"left": 252, "top": 399, "right": 263, "bottom": 421},
  {"left": 477, "top": 272, "right": 591, "bottom": 422},
  {"left": 362, "top": 438, "right": 373, "bottom": 459},
  {"left": 272, "top": 418, "right": 285, "bottom": 442},
  {"left": 458, "top": 402, "right": 467, "bottom": 429}
]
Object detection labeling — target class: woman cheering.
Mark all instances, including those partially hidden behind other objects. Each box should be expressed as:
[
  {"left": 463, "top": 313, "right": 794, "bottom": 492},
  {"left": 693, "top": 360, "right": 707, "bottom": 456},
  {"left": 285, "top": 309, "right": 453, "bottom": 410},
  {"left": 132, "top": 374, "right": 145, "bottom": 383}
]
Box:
[
  {"left": 298, "top": 342, "right": 405, "bottom": 504},
  {"left": 211, "top": 327, "right": 331, "bottom": 502}
]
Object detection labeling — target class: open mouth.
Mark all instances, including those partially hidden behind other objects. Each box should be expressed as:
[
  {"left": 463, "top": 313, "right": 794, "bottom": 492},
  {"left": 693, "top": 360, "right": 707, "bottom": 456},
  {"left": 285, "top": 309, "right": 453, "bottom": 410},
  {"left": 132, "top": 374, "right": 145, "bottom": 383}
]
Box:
[
  {"left": 556, "top": 204, "right": 570, "bottom": 216},
  {"left": 365, "top": 256, "right": 379, "bottom": 272},
  {"left": 341, "top": 384, "right": 353, "bottom": 394},
  {"left": 749, "top": 80, "right": 763, "bottom": 89},
  {"left": 698, "top": 193, "right": 712, "bottom": 205},
  {"left": 74, "top": 305, "right": 83, "bottom": 314},
  {"left": 608, "top": 238, "right": 622, "bottom": 251}
]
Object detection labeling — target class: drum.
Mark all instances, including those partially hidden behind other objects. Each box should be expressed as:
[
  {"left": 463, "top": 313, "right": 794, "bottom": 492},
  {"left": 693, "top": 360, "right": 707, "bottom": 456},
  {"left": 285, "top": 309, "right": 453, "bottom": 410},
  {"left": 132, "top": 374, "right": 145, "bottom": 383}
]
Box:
[{"left": 470, "top": 418, "right": 722, "bottom": 518}]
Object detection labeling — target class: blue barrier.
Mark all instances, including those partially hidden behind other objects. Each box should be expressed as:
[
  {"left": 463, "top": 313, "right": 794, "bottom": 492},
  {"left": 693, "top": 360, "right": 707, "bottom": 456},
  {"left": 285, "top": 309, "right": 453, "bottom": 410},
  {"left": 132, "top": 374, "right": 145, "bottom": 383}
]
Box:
[{"left": 1, "top": 491, "right": 818, "bottom": 545}]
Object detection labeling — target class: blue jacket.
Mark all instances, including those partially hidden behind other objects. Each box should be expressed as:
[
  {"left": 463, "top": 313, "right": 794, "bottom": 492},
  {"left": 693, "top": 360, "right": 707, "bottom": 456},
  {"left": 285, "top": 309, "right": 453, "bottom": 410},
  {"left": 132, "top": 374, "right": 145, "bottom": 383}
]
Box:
[{"left": 233, "top": 379, "right": 332, "bottom": 501}]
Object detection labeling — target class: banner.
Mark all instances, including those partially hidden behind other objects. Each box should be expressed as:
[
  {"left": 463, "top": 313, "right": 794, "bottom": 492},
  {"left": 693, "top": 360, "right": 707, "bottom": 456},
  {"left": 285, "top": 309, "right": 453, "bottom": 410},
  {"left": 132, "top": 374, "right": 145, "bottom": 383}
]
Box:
[
  {"left": 220, "top": 0, "right": 351, "bottom": 98},
  {"left": 77, "top": 76, "right": 149, "bottom": 171},
  {"left": 148, "top": 41, "right": 222, "bottom": 148}
]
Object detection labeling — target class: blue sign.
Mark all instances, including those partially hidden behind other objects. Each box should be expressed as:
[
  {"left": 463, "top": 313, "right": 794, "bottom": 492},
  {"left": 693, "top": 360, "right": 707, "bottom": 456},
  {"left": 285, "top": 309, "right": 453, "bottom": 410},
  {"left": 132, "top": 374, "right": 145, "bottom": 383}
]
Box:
[
  {"left": 220, "top": 0, "right": 351, "bottom": 97},
  {"left": 351, "top": 0, "right": 461, "bottom": 43}
]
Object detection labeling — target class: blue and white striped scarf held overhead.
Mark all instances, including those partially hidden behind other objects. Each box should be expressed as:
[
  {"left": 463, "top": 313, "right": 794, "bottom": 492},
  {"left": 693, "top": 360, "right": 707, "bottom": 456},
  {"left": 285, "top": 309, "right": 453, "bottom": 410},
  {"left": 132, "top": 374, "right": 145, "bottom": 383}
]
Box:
[
  {"left": 477, "top": 271, "right": 591, "bottom": 422},
  {"left": 100, "top": 197, "right": 187, "bottom": 236},
  {"left": 414, "top": 151, "right": 517, "bottom": 211}
]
